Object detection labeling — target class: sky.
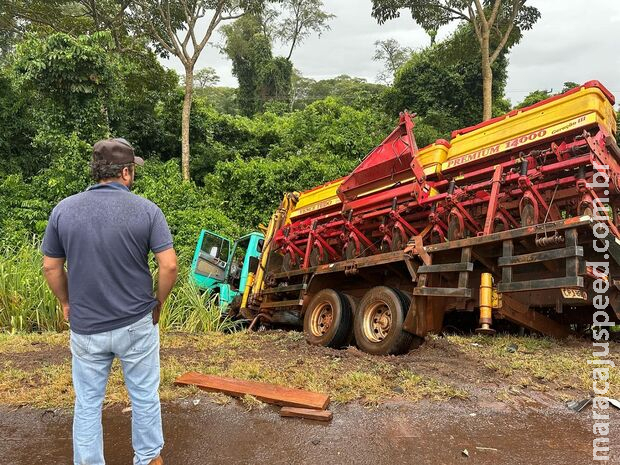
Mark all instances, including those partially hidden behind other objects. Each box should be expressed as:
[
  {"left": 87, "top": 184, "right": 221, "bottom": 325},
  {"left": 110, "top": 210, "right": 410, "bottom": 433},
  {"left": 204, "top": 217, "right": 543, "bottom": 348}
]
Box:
[{"left": 162, "top": 0, "right": 620, "bottom": 107}]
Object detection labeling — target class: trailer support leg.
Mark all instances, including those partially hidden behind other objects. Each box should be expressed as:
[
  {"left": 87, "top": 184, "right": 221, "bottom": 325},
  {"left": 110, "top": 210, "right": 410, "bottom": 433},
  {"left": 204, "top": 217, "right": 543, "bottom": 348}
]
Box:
[{"left": 476, "top": 272, "right": 496, "bottom": 335}]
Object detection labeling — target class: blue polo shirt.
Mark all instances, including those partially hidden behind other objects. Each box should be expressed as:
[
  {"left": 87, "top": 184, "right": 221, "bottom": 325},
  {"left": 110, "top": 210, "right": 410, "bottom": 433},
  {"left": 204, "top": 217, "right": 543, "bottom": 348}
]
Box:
[{"left": 42, "top": 182, "right": 173, "bottom": 335}]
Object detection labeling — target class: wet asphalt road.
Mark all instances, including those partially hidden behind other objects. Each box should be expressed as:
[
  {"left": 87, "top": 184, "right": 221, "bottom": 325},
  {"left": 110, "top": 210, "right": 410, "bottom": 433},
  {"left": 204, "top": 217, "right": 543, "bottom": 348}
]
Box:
[{"left": 2, "top": 399, "right": 618, "bottom": 465}]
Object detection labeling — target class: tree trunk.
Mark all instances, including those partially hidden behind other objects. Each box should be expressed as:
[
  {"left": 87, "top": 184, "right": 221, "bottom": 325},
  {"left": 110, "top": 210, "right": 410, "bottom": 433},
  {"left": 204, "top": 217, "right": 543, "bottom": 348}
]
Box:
[
  {"left": 481, "top": 33, "right": 493, "bottom": 121},
  {"left": 181, "top": 65, "right": 194, "bottom": 181}
]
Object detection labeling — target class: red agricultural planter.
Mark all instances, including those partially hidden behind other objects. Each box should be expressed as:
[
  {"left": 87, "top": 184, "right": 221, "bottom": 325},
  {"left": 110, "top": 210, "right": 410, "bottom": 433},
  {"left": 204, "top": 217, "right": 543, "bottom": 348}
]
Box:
[{"left": 274, "top": 81, "right": 619, "bottom": 268}]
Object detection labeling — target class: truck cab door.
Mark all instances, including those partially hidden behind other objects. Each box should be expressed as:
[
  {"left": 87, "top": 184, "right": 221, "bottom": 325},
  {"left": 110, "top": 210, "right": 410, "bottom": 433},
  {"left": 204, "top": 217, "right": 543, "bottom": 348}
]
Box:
[
  {"left": 228, "top": 233, "right": 265, "bottom": 292},
  {"left": 191, "top": 230, "right": 232, "bottom": 290}
]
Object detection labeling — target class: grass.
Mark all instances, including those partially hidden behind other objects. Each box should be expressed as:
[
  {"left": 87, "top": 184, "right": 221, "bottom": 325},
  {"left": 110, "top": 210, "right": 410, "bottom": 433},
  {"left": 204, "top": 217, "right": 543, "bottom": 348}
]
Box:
[
  {"left": 1, "top": 330, "right": 616, "bottom": 410},
  {"left": 0, "top": 243, "right": 64, "bottom": 333},
  {"left": 158, "top": 280, "right": 238, "bottom": 333},
  {"left": 399, "top": 370, "right": 470, "bottom": 401},
  {"left": 444, "top": 333, "right": 620, "bottom": 401},
  {"left": 0, "top": 243, "right": 235, "bottom": 334}
]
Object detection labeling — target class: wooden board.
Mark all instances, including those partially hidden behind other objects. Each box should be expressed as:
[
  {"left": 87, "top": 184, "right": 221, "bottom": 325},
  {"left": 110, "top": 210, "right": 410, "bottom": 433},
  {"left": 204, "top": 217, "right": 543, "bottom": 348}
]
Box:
[
  {"left": 174, "top": 372, "right": 330, "bottom": 410},
  {"left": 280, "top": 407, "right": 333, "bottom": 422}
]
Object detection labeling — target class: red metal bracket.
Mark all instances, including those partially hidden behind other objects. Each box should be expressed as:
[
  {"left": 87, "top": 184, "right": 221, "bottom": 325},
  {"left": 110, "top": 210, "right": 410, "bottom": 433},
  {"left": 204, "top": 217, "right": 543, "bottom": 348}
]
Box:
[
  {"left": 403, "top": 112, "right": 431, "bottom": 203},
  {"left": 482, "top": 165, "right": 504, "bottom": 235}
]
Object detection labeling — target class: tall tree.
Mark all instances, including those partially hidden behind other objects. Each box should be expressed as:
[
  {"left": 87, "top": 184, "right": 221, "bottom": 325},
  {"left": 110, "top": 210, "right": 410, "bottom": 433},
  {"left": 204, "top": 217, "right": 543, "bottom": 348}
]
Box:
[
  {"left": 371, "top": 0, "right": 540, "bottom": 121},
  {"left": 193, "top": 66, "right": 220, "bottom": 88},
  {"left": 372, "top": 38, "right": 411, "bottom": 84},
  {"left": 3, "top": 0, "right": 134, "bottom": 51},
  {"left": 131, "top": 0, "right": 270, "bottom": 181},
  {"left": 275, "top": 0, "right": 334, "bottom": 60},
  {"left": 222, "top": 14, "right": 292, "bottom": 116}
]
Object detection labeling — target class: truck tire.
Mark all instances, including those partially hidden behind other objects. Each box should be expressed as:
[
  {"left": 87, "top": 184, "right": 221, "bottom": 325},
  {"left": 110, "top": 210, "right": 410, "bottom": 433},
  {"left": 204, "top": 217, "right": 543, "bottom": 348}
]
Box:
[
  {"left": 392, "top": 289, "right": 424, "bottom": 350},
  {"left": 354, "top": 286, "right": 414, "bottom": 355},
  {"left": 342, "top": 293, "right": 359, "bottom": 346},
  {"left": 303, "top": 289, "right": 352, "bottom": 348}
]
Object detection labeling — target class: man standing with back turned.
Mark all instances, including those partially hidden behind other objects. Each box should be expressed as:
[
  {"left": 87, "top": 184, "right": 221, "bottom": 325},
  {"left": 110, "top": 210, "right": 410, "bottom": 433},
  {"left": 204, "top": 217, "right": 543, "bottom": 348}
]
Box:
[{"left": 42, "top": 138, "right": 178, "bottom": 465}]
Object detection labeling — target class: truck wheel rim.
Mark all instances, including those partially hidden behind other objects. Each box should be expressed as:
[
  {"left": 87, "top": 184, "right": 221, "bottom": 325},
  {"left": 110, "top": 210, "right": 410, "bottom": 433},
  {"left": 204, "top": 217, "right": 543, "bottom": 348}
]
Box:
[
  {"left": 310, "top": 302, "right": 333, "bottom": 337},
  {"left": 362, "top": 302, "right": 392, "bottom": 343}
]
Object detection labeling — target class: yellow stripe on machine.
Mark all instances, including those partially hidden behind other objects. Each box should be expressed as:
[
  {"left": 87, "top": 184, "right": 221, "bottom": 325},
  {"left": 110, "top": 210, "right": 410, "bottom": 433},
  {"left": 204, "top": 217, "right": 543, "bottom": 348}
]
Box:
[
  {"left": 443, "top": 85, "right": 616, "bottom": 172},
  {"left": 290, "top": 179, "right": 343, "bottom": 219}
]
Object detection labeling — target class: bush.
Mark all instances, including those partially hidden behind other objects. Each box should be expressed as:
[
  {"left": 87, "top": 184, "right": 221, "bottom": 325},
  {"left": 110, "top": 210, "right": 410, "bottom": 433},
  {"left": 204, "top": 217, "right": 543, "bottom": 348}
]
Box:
[
  {"left": 206, "top": 152, "right": 356, "bottom": 227},
  {"left": 133, "top": 159, "right": 240, "bottom": 261},
  {"left": 270, "top": 97, "right": 392, "bottom": 161}
]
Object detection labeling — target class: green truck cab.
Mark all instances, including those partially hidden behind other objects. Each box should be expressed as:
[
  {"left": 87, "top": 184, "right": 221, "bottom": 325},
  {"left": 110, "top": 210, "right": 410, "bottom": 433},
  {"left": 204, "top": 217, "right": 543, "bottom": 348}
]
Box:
[{"left": 190, "top": 230, "right": 265, "bottom": 309}]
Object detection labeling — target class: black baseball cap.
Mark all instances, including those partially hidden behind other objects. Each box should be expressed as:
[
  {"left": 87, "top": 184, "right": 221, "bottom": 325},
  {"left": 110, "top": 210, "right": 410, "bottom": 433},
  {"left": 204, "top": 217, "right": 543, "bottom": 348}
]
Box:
[{"left": 92, "top": 138, "right": 144, "bottom": 166}]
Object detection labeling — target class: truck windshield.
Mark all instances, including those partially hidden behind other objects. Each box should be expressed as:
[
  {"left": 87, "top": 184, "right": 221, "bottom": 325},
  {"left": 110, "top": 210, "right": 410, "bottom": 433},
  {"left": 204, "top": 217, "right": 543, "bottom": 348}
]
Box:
[{"left": 200, "top": 232, "right": 230, "bottom": 262}]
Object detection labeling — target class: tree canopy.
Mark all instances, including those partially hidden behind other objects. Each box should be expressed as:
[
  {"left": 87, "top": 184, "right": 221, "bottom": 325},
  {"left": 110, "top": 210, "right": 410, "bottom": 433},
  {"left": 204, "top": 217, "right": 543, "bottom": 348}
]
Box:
[
  {"left": 222, "top": 14, "right": 293, "bottom": 116},
  {"left": 371, "top": 0, "right": 540, "bottom": 120},
  {"left": 372, "top": 38, "right": 412, "bottom": 84},
  {"left": 274, "top": 0, "right": 335, "bottom": 60},
  {"left": 384, "top": 25, "right": 510, "bottom": 140}
]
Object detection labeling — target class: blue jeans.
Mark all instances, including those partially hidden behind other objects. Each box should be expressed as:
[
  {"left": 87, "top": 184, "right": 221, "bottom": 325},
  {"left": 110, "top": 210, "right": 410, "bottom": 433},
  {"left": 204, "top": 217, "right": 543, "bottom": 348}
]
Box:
[{"left": 70, "top": 312, "right": 163, "bottom": 465}]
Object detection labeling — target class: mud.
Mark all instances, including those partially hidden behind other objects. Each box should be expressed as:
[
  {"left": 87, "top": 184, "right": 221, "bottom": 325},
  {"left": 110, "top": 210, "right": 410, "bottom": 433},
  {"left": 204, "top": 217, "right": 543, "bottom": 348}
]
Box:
[
  {"left": 2, "top": 399, "right": 617, "bottom": 465},
  {"left": 1, "top": 345, "right": 70, "bottom": 371}
]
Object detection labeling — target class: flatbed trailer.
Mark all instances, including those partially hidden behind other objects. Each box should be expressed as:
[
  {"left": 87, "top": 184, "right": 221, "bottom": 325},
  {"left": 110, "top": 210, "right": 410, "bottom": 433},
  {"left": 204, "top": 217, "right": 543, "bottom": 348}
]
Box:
[{"left": 251, "top": 215, "right": 620, "bottom": 354}]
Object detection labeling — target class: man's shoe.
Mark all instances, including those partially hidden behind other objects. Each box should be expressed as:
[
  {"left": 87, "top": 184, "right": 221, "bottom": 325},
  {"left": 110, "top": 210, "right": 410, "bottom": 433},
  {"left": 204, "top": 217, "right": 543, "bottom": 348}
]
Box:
[{"left": 149, "top": 457, "right": 163, "bottom": 465}]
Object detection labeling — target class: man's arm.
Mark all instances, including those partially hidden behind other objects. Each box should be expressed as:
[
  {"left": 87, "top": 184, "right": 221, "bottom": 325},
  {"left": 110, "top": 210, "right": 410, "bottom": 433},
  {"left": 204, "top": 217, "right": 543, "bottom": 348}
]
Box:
[
  {"left": 42, "top": 256, "right": 70, "bottom": 321},
  {"left": 153, "top": 248, "right": 178, "bottom": 323}
]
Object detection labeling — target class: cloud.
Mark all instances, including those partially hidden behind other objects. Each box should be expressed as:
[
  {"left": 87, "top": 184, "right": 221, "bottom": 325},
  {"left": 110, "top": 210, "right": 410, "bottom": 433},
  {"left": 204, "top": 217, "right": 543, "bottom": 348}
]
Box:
[{"left": 161, "top": 0, "right": 620, "bottom": 110}]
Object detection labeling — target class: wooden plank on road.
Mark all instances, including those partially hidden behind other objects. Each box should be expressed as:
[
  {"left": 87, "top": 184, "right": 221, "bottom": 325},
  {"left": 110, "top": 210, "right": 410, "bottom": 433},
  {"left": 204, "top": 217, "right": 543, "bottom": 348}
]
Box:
[
  {"left": 174, "top": 372, "right": 330, "bottom": 410},
  {"left": 280, "top": 407, "right": 333, "bottom": 422}
]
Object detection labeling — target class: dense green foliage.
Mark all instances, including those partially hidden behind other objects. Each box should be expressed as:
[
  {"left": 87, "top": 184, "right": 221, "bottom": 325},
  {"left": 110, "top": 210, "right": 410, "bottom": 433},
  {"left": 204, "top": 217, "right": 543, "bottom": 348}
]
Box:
[
  {"left": 0, "top": 27, "right": 595, "bottom": 257},
  {"left": 202, "top": 97, "right": 393, "bottom": 226},
  {"left": 384, "top": 25, "right": 510, "bottom": 145},
  {"left": 292, "top": 74, "right": 386, "bottom": 111},
  {"left": 0, "top": 31, "right": 395, "bottom": 256},
  {"left": 222, "top": 15, "right": 293, "bottom": 116}
]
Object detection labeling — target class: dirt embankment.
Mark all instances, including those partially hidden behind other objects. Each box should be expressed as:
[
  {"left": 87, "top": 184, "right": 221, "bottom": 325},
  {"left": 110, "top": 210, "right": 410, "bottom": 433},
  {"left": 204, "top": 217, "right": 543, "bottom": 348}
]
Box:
[{"left": 0, "top": 330, "right": 617, "bottom": 409}]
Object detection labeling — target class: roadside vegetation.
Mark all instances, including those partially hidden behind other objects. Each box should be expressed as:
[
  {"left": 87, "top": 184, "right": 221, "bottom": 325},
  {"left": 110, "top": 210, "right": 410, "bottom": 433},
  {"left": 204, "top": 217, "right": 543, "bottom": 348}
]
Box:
[
  {"left": 1, "top": 3, "right": 618, "bottom": 334},
  {"left": 2, "top": 36, "right": 613, "bottom": 335},
  {"left": 0, "top": 242, "right": 234, "bottom": 333},
  {"left": 0, "top": 330, "right": 616, "bottom": 409}
]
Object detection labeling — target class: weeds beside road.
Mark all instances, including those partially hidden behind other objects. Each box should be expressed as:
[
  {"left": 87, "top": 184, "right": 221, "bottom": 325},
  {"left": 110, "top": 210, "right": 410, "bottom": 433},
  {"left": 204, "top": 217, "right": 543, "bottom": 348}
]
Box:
[
  {"left": 0, "top": 243, "right": 232, "bottom": 333},
  {"left": 0, "top": 330, "right": 616, "bottom": 410}
]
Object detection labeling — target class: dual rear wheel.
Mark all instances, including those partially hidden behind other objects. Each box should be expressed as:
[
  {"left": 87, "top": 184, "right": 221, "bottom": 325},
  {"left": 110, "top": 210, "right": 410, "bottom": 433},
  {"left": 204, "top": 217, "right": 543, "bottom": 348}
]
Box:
[
  {"left": 303, "top": 286, "right": 421, "bottom": 355},
  {"left": 303, "top": 289, "right": 353, "bottom": 348}
]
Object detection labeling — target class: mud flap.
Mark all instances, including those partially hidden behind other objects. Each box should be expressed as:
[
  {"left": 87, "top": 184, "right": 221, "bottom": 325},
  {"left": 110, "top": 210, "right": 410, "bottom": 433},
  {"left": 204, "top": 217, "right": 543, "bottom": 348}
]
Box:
[{"left": 403, "top": 295, "right": 445, "bottom": 337}]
